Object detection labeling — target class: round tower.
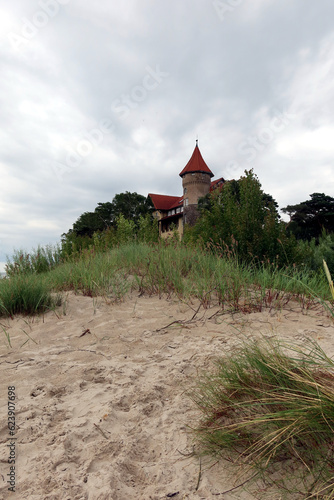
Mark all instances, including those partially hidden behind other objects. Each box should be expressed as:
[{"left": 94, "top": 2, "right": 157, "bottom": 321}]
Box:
[{"left": 179, "top": 141, "right": 214, "bottom": 226}]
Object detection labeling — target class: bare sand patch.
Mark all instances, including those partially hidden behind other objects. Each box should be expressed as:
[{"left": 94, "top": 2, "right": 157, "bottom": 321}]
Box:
[{"left": 0, "top": 293, "right": 333, "bottom": 499}]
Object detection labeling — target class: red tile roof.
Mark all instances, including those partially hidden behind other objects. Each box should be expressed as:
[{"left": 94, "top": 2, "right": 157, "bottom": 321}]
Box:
[
  {"left": 210, "top": 177, "right": 225, "bottom": 190},
  {"left": 179, "top": 144, "right": 214, "bottom": 178},
  {"left": 149, "top": 194, "right": 182, "bottom": 211},
  {"left": 169, "top": 196, "right": 183, "bottom": 209}
]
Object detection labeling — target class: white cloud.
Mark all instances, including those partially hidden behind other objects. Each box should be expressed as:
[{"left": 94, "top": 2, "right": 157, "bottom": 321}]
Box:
[
  {"left": 286, "top": 33, "right": 334, "bottom": 123},
  {"left": 26, "top": 220, "right": 61, "bottom": 230},
  {"left": 276, "top": 127, "right": 334, "bottom": 158}
]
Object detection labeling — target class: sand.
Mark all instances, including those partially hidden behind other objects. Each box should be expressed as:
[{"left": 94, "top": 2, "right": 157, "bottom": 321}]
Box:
[{"left": 0, "top": 293, "right": 333, "bottom": 499}]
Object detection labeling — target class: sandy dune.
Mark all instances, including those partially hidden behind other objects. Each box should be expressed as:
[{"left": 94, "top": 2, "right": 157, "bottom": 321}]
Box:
[{"left": 0, "top": 293, "right": 333, "bottom": 499}]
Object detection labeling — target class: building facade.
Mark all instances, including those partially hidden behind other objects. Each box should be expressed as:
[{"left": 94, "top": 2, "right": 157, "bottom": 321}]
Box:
[{"left": 149, "top": 142, "right": 224, "bottom": 238}]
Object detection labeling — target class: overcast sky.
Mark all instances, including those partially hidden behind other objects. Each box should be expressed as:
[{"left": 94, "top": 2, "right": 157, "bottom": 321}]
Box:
[{"left": 1, "top": 0, "right": 334, "bottom": 271}]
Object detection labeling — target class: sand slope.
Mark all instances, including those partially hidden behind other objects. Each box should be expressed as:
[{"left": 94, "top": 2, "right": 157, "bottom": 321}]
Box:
[{"left": 0, "top": 293, "right": 333, "bottom": 499}]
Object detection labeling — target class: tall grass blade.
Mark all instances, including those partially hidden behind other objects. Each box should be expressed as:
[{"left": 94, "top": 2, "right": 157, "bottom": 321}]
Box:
[{"left": 323, "top": 260, "right": 334, "bottom": 301}]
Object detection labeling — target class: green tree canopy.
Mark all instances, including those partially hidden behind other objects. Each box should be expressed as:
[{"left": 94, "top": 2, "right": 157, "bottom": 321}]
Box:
[
  {"left": 69, "top": 192, "right": 154, "bottom": 238},
  {"left": 282, "top": 193, "right": 334, "bottom": 240},
  {"left": 101, "top": 192, "right": 154, "bottom": 225},
  {"left": 186, "top": 170, "right": 296, "bottom": 265},
  {"left": 198, "top": 180, "right": 279, "bottom": 217},
  {"left": 72, "top": 211, "right": 105, "bottom": 237}
]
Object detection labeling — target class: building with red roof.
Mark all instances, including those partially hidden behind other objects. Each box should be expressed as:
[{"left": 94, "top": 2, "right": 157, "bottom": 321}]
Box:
[{"left": 149, "top": 142, "right": 224, "bottom": 238}]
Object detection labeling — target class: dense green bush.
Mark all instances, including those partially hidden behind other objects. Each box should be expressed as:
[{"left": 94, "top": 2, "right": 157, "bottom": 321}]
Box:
[
  {"left": 137, "top": 214, "right": 159, "bottom": 243},
  {"left": 185, "top": 170, "right": 300, "bottom": 267},
  {"left": 298, "top": 231, "right": 334, "bottom": 275}
]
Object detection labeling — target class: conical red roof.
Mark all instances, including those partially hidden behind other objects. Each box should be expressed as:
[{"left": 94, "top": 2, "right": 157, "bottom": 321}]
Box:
[{"left": 179, "top": 144, "right": 214, "bottom": 178}]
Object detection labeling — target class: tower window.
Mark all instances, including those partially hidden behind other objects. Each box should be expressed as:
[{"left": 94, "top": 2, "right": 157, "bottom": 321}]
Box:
[{"left": 184, "top": 187, "right": 187, "bottom": 195}]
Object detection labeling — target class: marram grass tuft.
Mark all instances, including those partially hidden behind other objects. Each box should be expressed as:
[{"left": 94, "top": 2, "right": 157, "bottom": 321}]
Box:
[{"left": 190, "top": 337, "right": 334, "bottom": 498}]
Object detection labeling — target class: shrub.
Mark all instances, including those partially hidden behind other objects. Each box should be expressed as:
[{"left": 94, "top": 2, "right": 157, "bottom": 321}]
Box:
[
  {"left": 137, "top": 214, "right": 159, "bottom": 243},
  {"left": 299, "top": 231, "right": 334, "bottom": 275},
  {"left": 115, "top": 214, "right": 136, "bottom": 243}
]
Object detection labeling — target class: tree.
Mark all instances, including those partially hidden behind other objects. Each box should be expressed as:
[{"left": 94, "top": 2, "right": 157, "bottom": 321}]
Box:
[
  {"left": 103, "top": 192, "right": 154, "bottom": 225},
  {"left": 68, "top": 192, "right": 154, "bottom": 238},
  {"left": 186, "top": 170, "right": 297, "bottom": 266},
  {"left": 72, "top": 211, "right": 105, "bottom": 237},
  {"left": 282, "top": 193, "right": 334, "bottom": 240},
  {"left": 60, "top": 191, "right": 156, "bottom": 257},
  {"left": 94, "top": 202, "right": 114, "bottom": 228},
  {"left": 198, "top": 181, "right": 279, "bottom": 218}
]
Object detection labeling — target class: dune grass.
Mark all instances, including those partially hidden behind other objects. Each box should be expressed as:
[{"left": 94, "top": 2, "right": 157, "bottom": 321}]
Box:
[
  {"left": 5, "top": 244, "right": 62, "bottom": 276},
  {"left": 49, "top": 242, "right": 330, "bottom": 299},
  {"left": 0, "top": 242, "right": 332, "bottom": 318},
  {"left": 0, "top": 274, "right": 61, "bottom": 318},
  {"left": 190, "top": 337, "right": 334, "bottom": 498}
]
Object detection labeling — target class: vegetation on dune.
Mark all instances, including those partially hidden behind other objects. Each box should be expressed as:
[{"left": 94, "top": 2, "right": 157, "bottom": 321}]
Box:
[
  {"left": 63, "top": 191, "right": 154, "bottom": 239},
  {"left": 0, "top": 274, "right": 60, "bottom": 318},
  {"left": 5, "top": 244, "right": 63, "bottom": 277},
  {"left": 190, "top": 337, "right": 334, "bottom": 498},
  {"left": 186, "top": 171, "right": 334, "bottom": 275},
  {"left": 2, "top": 172, "right": 334, "bottom": 318},
  {"left": 185, "top": 170, "right": 296, "bottom": 267},
  {"left": 9, "top": 177, "right": 331, "bottom": 280},
  {"left": 1, "top": 242, "right": 332, "bottom": 318},
  {"left": 61, "top": 212, "right": 159, "bottom": 257}
]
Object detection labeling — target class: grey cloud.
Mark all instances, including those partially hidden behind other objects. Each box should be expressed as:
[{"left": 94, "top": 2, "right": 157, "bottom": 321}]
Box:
[{"left": 1, "top": 0, "right": 334, "bottom": 267}]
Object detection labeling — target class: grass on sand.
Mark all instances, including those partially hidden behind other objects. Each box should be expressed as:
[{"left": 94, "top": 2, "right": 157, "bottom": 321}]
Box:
[{"left": 190, "top": 337, "right": 334, "bottom": 498}]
